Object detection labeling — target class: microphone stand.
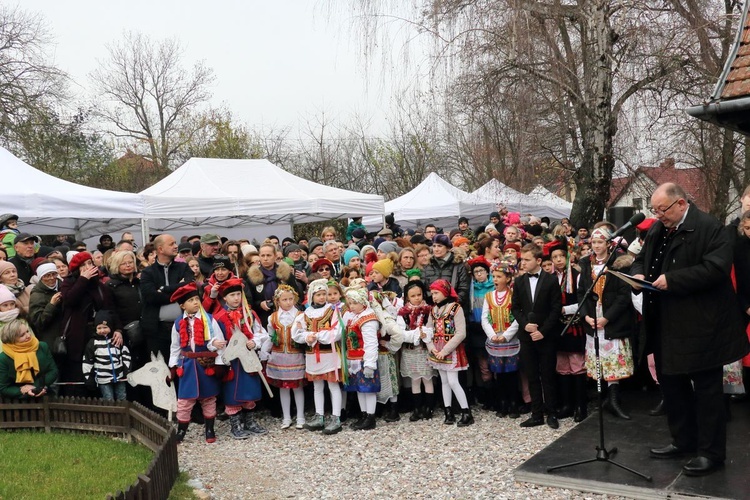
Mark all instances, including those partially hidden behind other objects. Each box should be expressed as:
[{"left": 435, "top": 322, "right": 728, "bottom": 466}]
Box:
[{"left": 547, "top": 241, "right": 651, "bottom": 481}]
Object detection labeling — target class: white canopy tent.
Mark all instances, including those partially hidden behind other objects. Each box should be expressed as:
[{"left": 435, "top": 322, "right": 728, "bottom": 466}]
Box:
[
  {"left": 0, "top": 147, "right": 145, "bottom": 239},
  {"left": 472, "top": 179, "right": 571, "bottom": 220},
  {"left": 528, "top": 185, "right": 573, "bottom": 212},
  {"left": 363, "top": 172, "right": 496, "bottom": 230},
  {"left": 137, "top": 158, "right": 385, "bottom": 239}
]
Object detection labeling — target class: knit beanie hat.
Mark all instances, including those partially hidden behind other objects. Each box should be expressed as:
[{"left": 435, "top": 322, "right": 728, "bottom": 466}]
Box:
[
  {"left": 36, "top": 263, "right": 58, "bottom": 280},
  {"left": 372, "top": 259, "right": 394, "bottom": 278},
  {"left": 240, "top": 243, "right": 258, "bottom": 256},
  {"left": 359, "top": 245, "right": 376, "bottom": 260},
  {"left": 69, "top": 252, "right": 93, "bottom": 273},
  {"left": 66, "top": 251, "right": 79, "bottom": 264},
  {"left": 377, "top": 241, "right": 399, "bottom": 255},
  {"left": 433, "top": 234, "right": 452, "bottom": 249},
  {"left": 0, "top": 284, "right": 15, "bottom": 305},
  {"left": 307, "top": 278, "right": 329, "bottom": 304},
  {"left": 343, "top": 248, "right": 360, "bottom": 265}
]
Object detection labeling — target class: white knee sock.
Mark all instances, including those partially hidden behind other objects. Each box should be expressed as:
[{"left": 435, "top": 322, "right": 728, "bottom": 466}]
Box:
[
  {"left": 357, "top": 392, "right": 367, "bottom": 413},
  {"left": 365, "top": 393, "right": 377, "bottom": 414},
  {"left": 293, "top": 387, "right": 305, "bottom": 422},
  {"left": 313, "top": 380, "right": 325, "bottom": 415},
  {"left": 440, "top": 370, "right": 452, "bottom": 407},
  {"left": 328, "top": 382, "right": 342, "bottom": 417},
  {"left": 280, "top": 388, "right": 292, "bottom": 421},
  {"left": 447, "top": 371, "right": 469, "bottom": 409},
  {"left": 424, "top": 377, "right": 434, "bottom": 394}
]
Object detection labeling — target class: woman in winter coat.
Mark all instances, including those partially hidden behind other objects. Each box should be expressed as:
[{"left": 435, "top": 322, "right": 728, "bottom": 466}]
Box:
[
  {"left": 422, "top": 235, "right": 470, "bottom": 311},
  {"left": 28, "top": 263, "right": 64, "bottom": 348},
  {"left": 106, "top": 251, "right": 145, "bottom": 376}
]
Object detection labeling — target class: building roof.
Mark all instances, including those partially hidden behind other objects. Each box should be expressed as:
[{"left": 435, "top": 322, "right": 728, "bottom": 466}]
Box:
[
  {"left": 686, "top": 2, "right": 750, "bottom": 135},
  {"left": 608, "top": 158, "right": 710, "bottom": 210}
]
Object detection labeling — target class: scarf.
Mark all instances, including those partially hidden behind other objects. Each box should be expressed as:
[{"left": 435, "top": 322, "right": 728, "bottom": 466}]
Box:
[
  {"left": 0, "top": 308, "right": 20, "bottom": 323},
  {"left": 261, "top": 266, "right": 279, "bottom": 300},
  {"left": 226, "top": 307, "right": 254, "bottom": 341},
  {"left": 6, "top": 280, "right": 25, "bottom": 297},
  {"left": 2, "top": 335, "right": 40, "bottom": 383},
  {"left": 471, "top": 279, "right": 494, "bottom": 323}
]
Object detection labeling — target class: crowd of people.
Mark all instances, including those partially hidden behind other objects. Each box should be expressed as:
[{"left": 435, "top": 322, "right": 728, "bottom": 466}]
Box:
[{"left": 0, "top": 181, "right": 748, "bottom": 477}]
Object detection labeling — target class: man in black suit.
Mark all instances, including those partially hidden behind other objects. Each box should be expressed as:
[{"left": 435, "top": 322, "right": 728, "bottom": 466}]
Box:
[
  {"left": 632, "top": 183, "right": 749, "bottom": 476},
  {"left": 511, "top": 243, "right": 563, "bottom": 429}
]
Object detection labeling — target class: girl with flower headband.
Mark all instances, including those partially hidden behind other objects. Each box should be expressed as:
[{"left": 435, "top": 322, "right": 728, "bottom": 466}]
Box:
[
  {"left": 426, "top": 279, "right": 473, "bottom": 427},
  {"left": 578, "top": 224, "right": 635, "bottom": 420},
  {"left": 341, "top": 287, "right": 381, "bottom": 430},
  {"left": 481, "top": 259, "right": 521, "bottom": 418},
  {"left": 264, "top": 284, "right": 306, "bottom": 430},
  {"left": 168, "top": 282, "right": 227, "bottom": 444},
  {"left": 291, "top": 278, "right": 343, "bottom": 435}
]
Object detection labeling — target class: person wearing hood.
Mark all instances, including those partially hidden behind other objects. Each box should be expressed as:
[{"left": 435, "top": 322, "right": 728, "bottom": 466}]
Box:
[
  {"left": 28, "top": 263, "right": 64, "bottom": 348},
  {"left": 0, "top": 214, "right": 19, "bottom": 258}
]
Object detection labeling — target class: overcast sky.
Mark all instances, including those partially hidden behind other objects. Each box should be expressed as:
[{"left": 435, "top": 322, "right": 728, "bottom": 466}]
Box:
[{"left": 26, "top": 0, "right": 414, "bottom": 135}]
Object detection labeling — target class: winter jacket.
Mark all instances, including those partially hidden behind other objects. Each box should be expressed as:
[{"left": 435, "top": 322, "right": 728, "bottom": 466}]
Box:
[
  {"left": 28, "top": 280, "right": 63, "bottom": 346},
  {"left": 577, "top": 253, "right": 636, "bottom": 340},
  {"left": 140, "top": 259, "right": 194, "bottom": 334},
  {"left": 60, "top": 274, "right": 115, "bottom": 362},
  {"left": 82, "top": 336, "right": 131, "bottom": 385},
  {"left": 0, "top": 341, "right": 58, "bottom": 398},
  {"left": 422, "top": 251, "right": 470, "bottom": 310}
]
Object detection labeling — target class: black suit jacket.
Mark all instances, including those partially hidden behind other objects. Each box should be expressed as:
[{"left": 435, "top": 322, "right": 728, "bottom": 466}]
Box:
[{"left": 511, "top": 271, "right": 562, "bottom": 342}]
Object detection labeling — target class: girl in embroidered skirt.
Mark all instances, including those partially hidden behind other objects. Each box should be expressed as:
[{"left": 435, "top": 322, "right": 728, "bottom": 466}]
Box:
[
  {"left": 213, "top": 278, "right": 268, "bottom": 439},
  {"left": 481, "top": 260, "right": 520, "bottom": 418},
  {"left": 168, "top": 282, "right": 227, "bottom": 443},
  {"left": 291, "top": 278, "right": 343, "bottom": 435},
  {"left": 426, "top": 279, "right": 473, "bottom": 427},
  {"left": 395, "top": 280, "right": 435, "bottom": 421},
  {"left": 265, "top": 285, "right": 306, "bottom": 430},
  {"left": 342, "top": 287, "right": 381, "bottom": 430},
  {"left": 578, "top": 225, "right": 635, "bottom": 420}
]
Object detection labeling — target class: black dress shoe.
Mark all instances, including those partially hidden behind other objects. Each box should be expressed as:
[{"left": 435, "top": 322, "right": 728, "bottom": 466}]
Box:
[
  {"left": 682, "top": 456, "right": 723, "bottom": 477},
  {"left": 650, "top": 444, "right": 693, "bottom": 459},
  {"left": 546, "top": 415, "right": 559, "bottom": 429},
  {"left": 520, "top": 416, "right": 544, "bottom": 428}
]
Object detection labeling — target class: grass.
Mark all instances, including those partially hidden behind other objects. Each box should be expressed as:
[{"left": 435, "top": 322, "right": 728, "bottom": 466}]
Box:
[
  {"left": 0, "top": 431, "right": 153, "bottom": 500},
  {"left": 168, "top": 473, "right": 201, "bottom": 500}
]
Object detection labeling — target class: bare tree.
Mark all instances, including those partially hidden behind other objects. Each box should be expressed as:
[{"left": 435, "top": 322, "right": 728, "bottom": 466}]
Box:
[
  {"left": 0, "top": 5, "right": 66, "bottom": 145},
  {"left": 90, "top": 32, "right": 214, "bottom": 172}
]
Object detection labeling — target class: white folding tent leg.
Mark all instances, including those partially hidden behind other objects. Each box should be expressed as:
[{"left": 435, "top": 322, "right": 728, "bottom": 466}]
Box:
[{"left": 140, "top": 219, "right": 149, "bottom": 246}]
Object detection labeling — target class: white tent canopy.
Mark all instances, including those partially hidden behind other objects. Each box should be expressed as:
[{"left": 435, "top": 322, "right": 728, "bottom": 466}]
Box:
[
  {"left": 0, "top": 147, "right": 145, "bottom": 239},
  {"left": 472, "top": 179, "right": 571, "bottom": 220},
  {"left": 139, "top": 158, "right": 384, "bottom": 235},
  {"left": 363, "top": 172, "right": 496, "bottom": 230},
  {"left": 528, "top": 185, "right": 573, "bottom": 211}
]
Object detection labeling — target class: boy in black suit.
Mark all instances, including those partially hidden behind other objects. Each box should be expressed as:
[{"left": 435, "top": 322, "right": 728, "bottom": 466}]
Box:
[{"left": 511, "top": 243, "right": 563, "bottom": 429}]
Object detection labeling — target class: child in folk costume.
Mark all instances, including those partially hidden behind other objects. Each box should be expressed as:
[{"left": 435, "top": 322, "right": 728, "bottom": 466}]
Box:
[
  {"left": 426, "top": 279, "right": 474, "bottom": 427},
  {"left": 395, "top": 280, "right": 435, "bottom": 421},
  {"left": 291, "top": 278, "right": 344, "bottom": 435},
  {"left": 481, "top": 260, "right": 521, "bottom": 418},
  {"left": 213, "top": 278, "right": 268, "bottom": 439},
  {"left": 202, "top": 256, "right": 236, "bottom": 314},
  {"left": 265, "top": 285, "right": 306, "bottom": 430},
  {"left": 546, "top": 238, "right": 588, "bottom": 422},
  {"left": 577, "top": 225, "right": 635, "bottom": 420},
  {"left": 342, "top": 287, "right": 381, "bottom": 430},
  {"left": 168, "top": 282, "right": 227, "bottom": 443}
]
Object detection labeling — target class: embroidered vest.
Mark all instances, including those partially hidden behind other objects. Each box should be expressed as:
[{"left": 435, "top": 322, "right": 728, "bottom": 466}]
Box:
[
  {"left": 486, "top": 290, "right": 513, "bottom": 333},
  {"left": 269, "top": 311, "right": 303, "bottom": 354},
  {"left": 346, "top": 312, "right": 378, "bottom": 360},
  {"left": 432, "top": 302, "right": 459, "bottom": 342}
]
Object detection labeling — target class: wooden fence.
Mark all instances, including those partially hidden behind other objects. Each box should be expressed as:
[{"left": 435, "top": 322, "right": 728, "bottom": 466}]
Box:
[{"left": 0, "top": 396, "right": 179, "bottom": 500}]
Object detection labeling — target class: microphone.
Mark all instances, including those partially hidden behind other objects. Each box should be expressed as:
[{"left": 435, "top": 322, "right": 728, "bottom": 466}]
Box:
[{"left": 608, "top": 212, "right": 646, "bottom": 241}]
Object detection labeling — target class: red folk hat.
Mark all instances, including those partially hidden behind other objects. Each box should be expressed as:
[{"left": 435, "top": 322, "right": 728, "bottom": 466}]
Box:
[
  {"left": 170, "top": 282, "right": 200, "bottom": 304},
  {"left": 218, "top": 278, "right": 244, "bottom": 297}
]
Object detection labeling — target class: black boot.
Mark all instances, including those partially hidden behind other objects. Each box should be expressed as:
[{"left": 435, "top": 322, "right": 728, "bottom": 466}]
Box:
[
  {"left": 410, "top": 393, "right": 424, "bottom": 422},
  {"left": 360, "top": 413, "right": 377, "bottom": 430},
  {"left": 176, "top": 422, "right": 189, "bottom": 443},
  {"left": 457, "top": 407, "right": 474, "bottom": 427},
  {"left": 557, "top": 375, "right": 574, "bottom": 419},
  {"left": 204, "top": 418, "right": 216, "bottom": 443},
  {"left": 423, "top": 392, "right": 434, "bottom": 420},
  {"left": 443, "top": 406, "right": 455, "bottom": 424},
  {"left": 507, "top": 400, "right": 520, "bottom": 419},
  {"left": 229, "top": 414, "right": 251, "bottom": 439},
  {"left": 350, "top": 411, "right": 367, "bottom": 430},
  {"left": 606, "top": 384, "right": 630, "bottom": 420},
  {"left": 573, "top": 374, "right": 588, "bottom": 423},
  {"left": 384, "top": 400, "right": 401, "bottom": 422}
]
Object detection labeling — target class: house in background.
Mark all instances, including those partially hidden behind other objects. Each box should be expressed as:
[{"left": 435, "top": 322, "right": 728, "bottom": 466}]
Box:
[{"left": 608, "top": 158, "right": 713, "bottom": 213}]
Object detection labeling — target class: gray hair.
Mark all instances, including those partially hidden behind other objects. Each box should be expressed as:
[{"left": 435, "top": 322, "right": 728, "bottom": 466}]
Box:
[
  {"left": 107, "top": 250, "right": 137, "bottom": 276},
  {"left": 0, "top": 319, "right": 32, "bottom": 344}
]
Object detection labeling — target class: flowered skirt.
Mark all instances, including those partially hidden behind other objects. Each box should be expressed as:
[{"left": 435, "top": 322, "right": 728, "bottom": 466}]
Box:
[
  {"left": 585, "top": 332, "right": 633, "bottom": 382},
  {"left": 723, "top": 360, "right": 745, "bottom": 394},
  {"left": 343, "top": 362, "right": 381, "bottom": 393}
]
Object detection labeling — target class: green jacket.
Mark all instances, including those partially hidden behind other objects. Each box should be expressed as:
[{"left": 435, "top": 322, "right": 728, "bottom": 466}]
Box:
[{"left": 0, "top": 341, "right": 59, "bottom": 399}]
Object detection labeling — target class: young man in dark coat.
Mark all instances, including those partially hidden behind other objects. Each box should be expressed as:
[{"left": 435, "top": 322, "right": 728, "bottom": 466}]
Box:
[
  {"left": 511, "top": 243, "right": 562, "bottom": 429},
  {"left": 632, "top": 182, "right": 750, "bottom": 477}
]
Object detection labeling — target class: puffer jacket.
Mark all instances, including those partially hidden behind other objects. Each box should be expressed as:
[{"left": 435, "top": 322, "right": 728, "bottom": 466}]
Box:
[{"left": 422, "top": 251, "right": 470, "bottom": 310}]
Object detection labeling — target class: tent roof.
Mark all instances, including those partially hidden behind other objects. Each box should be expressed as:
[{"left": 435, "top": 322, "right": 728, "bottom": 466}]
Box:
[
  {"left": 0, "top": 147, "right": 144, "bottom": 238},
  {"left": 472, "top": 179, "right": 571, "bottom": 220},
  {"left": 528, "top": 185, "right": 573, "bottom": 210},
  {"left": 141, "top": 158, "right": 384, "bottom": 226}
]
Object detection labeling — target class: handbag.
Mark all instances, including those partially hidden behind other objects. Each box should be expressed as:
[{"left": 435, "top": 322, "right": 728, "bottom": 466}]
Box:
[
  {"left": 52, "top": 335, "right": 67, "bottom": 356},
  {"left": 123, "top": 320, "right": 144, "bottom": 346}
]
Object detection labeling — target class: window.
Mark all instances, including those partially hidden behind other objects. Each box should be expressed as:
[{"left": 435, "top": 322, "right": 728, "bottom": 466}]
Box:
[{"left": 633, "top": 197, "right": 643, "bottom": 210}]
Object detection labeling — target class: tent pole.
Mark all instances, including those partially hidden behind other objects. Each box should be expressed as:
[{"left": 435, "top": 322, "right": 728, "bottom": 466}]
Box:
[{"left": 140, "top": 219, "right": 149, "bottom": 246}]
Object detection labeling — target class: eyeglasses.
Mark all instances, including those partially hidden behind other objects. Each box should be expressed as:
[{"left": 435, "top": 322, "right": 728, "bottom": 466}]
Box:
[
  {"left": 318, "top": 267, "right": 331, "bottom": 272},
  {"left": 649, "top": 199, "right": 680, "bottom": 215}
]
